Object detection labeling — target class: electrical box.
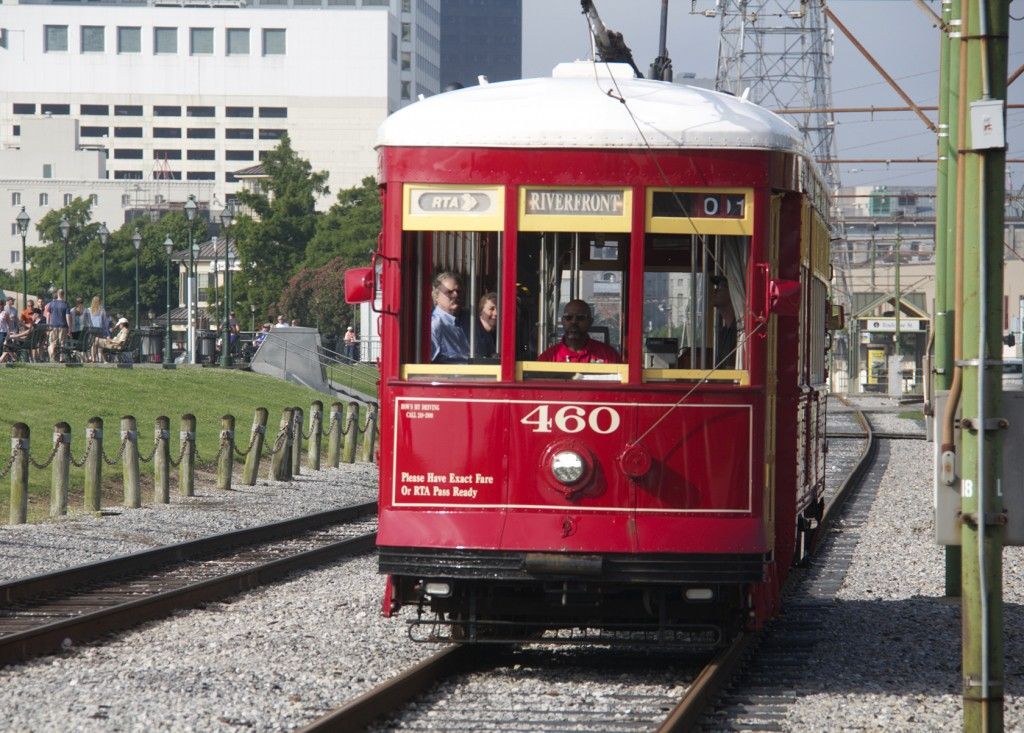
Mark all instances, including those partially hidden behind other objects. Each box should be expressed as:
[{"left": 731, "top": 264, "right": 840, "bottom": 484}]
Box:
[
  {"left": 935, "top": 390, "right": 1024, "bottom": 545},
  {"left": 969, "top": 99, "right": 1006, "bottom": 150}
]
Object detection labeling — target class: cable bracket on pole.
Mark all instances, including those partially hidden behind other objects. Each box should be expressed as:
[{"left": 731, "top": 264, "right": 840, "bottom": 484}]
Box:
[
  {"left": 959, "top": 417, "right": 1008, "bottom": 432},
  {"left": 957, "top": 511, "right": 1008, "bottom": 528}
]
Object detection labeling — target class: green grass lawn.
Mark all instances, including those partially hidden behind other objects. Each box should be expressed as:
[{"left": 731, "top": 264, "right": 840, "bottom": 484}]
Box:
[{"left": 0, "top": 367, "right": 374, "bottom": 521}]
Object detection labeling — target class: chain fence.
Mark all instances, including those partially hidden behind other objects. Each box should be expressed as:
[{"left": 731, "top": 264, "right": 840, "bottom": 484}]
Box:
[
  {"left": 232, "top": 426, "right": 263, "bottom": 458},
  {"left": 101, "top": 435, "right": 131, "bottom": 467}
]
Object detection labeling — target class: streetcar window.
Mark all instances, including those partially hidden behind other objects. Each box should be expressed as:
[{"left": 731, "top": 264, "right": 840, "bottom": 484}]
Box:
[
  {"left": 515, "top": 232, "right": 628, "bottom": 382},
  {"left": 398, "top": 229, "right": 502, "bottom": 380},
  {"left": 642, "top": 233, "right": 748, "bottom": 380}
]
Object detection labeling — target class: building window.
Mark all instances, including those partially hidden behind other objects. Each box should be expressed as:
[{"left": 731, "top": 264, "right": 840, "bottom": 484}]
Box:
[
  {"left": 401, "top": 22, "right": 411, "bottom": 42},
  {"left": 81, "top": 126, "right": 109, "bottom": 137},
  {"left": 45, "top": 25, "right": 68, "bottom": 52},
  {"left": 187, "top": 106, "right": 215, "bottom": 117},
  {"left": 154, "top": 127, "right": 182, "bottom": 138},
  {"left": 115, "top": 171, "right": 143, "bottom": 180},
  {"left": 42, "top": 164, "right": 52, "bottom": 178},
  {"left": 401, "top": 51, "right": 411, "bottom": 71},
  {"left": 115, "top": 105, "right": 143, "bottom": 117},
  {"left": 81, "top": 26, "right": 104, "bottom": 53},
  {"left": 226, "top": 150, "right": 254, "bottom": 161},
  {"left": 262, "top": 28, "right": 285, "bottom": 55},
  {"left": 63, "top": 193, "right": 73, "bottom": 206},
  {"left": 225, "top": 172, "right": 239, "bottom": 183},
  {"left": 259, "top": 150, "right": 270, "bottom": 161},
  {"left": 401, "top": 0, "right": 411, "bottom": 12},
  {"left": 39, "top": 193, "right": 49, "bottom": 206},
  {"left": 40, "top": 104, "right": 70, "bottom": 116},
  {"left": 121, "top": 194, "right": 130, "bottom": 206},
  {"left": 118, "top": 26, "right": 141, "bottom": 54},
  {"left": 187, "top": 150, "right": 215, "bottom": 160},
  {"left": 226, "top": 128, "right": 254, "bottom": 139},
  {"left": 12, "top": 126, "right": 20, "bottom": 136},
  {"left": 258, "top": 107, "right": 287, "bottom": 118},
  {"left": 114, "top": 149, "right": 143, "bottom": 159},
  {"left": 154, "top": 27, "right": 177, "bottom": 54},
  {"left": 154, "top": 105, "right": 181, "bottom": 117},
  {"left": 187, "top": 171, "right": 216, "bottom": 181},
  {"left": 114, "top": 126, "right": 143, "bottom": 138},
  {"left": 226, "top": 28, "right": 249, "bottom": 55},
  {"left": 81, "top": 104, "right": 109, "bottom": 115},
  {"left": 11, "top": 251, "right": 20, "bottom": 265},
  {"left": 226, "top": 107, "right": 254, "bottom": 118},
  {"left": 190, "top": 27, "right": 213, "bottom": 55},
  {"left": 90, "top": 194, "right": 98, "bottom": 205},
  {"left": 259, "top": 128, "right": 286, "bottom": 140},
  {"left": 153, "top": 171, "right": 182, "bottom": 180},
  {"left": 390, "top": 33, "right": 397, "bottom": 62},
  {"left": 13, "top": 103, "right": 35, "bottom": 114},
  {"left": 11, "top": 192, "right": 21, "bottom": 205},
  {"left": 400, "top": 81, "right": 411, "bottom": 100},
  {"left": 187, "top": 128, "right": 215, "bottom": 139},
  {"left": 153, "top": 149, "right": 182, "bottom": 160}
]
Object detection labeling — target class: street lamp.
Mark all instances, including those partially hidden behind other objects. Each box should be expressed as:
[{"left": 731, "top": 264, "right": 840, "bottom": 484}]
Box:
[
  {"left": 163, "top": 235, "right": 174, "bottom": 368},
  {"left": 219, "top": 202, "right": 234, "bottom": 367},
  {"left": 59, "top": 214, "right": 70, "bottom": 300},
  {"left": 15, "top": 207, "right": 29, "bottom": 310},
  {"left": 249, "top": 303, "right": 256, "bottom": 333},
  {"left": 96, "top": 222, "right": 109, "bottom": 309},
  {"left": 184, "top": 194, "right": 198, "bottom": 364},
  {"left": 131, "top": 230, "right": 142, "bottom": 327},
  {"left": 191, "top": 238, "right": 200, "bottom": 363}
]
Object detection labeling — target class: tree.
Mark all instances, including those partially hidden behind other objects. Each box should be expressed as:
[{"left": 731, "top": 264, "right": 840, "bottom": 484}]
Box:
[
  {"left": 27, "top": 198, "right": 98, "bottom": 300},
  {"left": 303, "top": 176, "right": 381, "bottom": 270},
  {"left": 232, "top": 135, "right": 329, "bottom": 317},
  {"left": 276, "top": 256, "right": 354, "bottom": 346}
]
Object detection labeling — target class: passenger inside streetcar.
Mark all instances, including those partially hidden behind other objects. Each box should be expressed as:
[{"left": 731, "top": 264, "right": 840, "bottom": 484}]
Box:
[
  {"left": 430, "top": 271, "right": 470, "bottom": 363},
  {"left": 539, "top": 299, "right": 620, "bottom": 363}
]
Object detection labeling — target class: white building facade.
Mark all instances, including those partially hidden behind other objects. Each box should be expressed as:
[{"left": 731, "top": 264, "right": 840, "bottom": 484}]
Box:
[{"left": 0, "top": 0, "right": 440, "bottom": 271}]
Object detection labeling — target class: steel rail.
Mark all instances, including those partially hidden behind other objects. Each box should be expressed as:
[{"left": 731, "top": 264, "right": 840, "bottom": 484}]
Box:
[
  {"left": 658, "top": 396, "right": 877, "bottom": 729},
  {"left": 0, "top": 501, "right": 376, "bottom": 605},
  {"left": 297, "top": 645, "right": 481, "bottom": 732},
  {"left": 0, "top": 504, "right": 377, "bottom": 666}
]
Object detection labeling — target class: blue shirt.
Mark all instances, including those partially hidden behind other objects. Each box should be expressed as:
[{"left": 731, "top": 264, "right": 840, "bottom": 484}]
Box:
[
  {"left": 430, "top": 306, "right": 469, "bottom": 363},
  {"left": 47, "top": 299, "right": 69, "bottom": 328}
]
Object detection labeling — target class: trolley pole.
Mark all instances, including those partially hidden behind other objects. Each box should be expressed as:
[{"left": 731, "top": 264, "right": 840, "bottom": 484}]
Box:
[
  {"left": 960, "top": 2, "right": 1008, "bottom": 730},
  {"left": 936, "top": 0, "right": 961, "bottom": 598}
]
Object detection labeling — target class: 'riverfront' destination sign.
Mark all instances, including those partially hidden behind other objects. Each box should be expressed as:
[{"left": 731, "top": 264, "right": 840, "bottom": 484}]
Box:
[{"left": 524, "top": 189, "right": 626, "bottom": 216}]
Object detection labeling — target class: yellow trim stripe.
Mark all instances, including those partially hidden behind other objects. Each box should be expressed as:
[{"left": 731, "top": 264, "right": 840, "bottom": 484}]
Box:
[{"left": 643, "top": 368, "right": 750, "bottom": 385}]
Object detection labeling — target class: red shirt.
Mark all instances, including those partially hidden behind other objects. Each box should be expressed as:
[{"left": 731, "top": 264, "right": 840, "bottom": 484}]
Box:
[{"left": 538, "top": 338, "right": 620, "bottom": 364}]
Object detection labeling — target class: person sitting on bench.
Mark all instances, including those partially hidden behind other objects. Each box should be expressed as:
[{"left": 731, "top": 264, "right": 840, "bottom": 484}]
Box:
[{"left": 92, "top": 317, "right": 130, "bottom": 362}]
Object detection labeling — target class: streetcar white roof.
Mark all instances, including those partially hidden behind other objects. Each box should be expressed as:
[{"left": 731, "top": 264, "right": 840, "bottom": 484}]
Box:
[{"left": 378, "top": 62, "right": 805, "bottom": 153}]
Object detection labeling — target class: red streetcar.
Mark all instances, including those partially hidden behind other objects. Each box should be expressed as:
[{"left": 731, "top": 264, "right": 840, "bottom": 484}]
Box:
[{"left": 347, "top": 61, "right": 835, "bottom": 644}]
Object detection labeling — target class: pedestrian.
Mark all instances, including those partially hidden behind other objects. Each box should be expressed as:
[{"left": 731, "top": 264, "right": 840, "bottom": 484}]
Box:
[
  {"left": 46, "top": 289, "right": 73, "bottom": 362},
  {"left": 344, "top": 326, "right": 357, "bottom": 361},
  {"left": 274, "top": 315, "right": 289, "bottom": 329},
  {"left": 0, "top": 296, "right": 15, "bottom": 353}
]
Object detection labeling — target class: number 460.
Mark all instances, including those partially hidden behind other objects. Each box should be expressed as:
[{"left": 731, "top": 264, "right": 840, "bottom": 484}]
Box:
[{"left": 520, "top": 405, "right": 621, "bottom": 435}]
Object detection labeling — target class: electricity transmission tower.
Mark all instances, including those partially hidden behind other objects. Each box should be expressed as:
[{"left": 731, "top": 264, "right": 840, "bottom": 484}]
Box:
[{"left": 712, "top": 0, "right": 850, "bottom": 295}]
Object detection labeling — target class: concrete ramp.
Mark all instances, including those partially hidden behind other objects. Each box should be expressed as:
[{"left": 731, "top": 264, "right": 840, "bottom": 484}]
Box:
[{"left": 249, "top": 328, "right": 329, "bottom": 394}]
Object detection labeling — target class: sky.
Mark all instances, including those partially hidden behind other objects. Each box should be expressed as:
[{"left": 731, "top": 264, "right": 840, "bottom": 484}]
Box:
[{"left": 522, "top": 0, "right": 1024, "bottom": 192}]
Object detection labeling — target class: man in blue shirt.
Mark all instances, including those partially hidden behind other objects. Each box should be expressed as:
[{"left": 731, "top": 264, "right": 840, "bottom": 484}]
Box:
[
  {"left": 45, "top": 289, "right": 73, "bottom": 362},
  {"left": 430, "top": 271, "right": 469, "bottom": 363}
]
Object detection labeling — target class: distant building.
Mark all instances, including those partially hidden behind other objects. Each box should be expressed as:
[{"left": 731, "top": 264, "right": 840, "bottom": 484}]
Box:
[{"left": 439, "top": 0, "right": 522, "bottom": 89}]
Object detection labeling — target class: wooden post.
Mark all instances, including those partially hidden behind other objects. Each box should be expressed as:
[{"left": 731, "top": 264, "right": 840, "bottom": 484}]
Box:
[
  {"left": 360, "top": 404, "right": 377, "bottom": 463},
  {"left": 154, "top": 416, "right": 170, "bottom": 504},
  {"left": 307, "top": 400, "right": 323, "bottom": 471},
  {"left": 121, "top": 416, "right": 141, "bottom": 508},
  {"left": 242, "top": 408, "right": 268, "bottom": 486},
  {"left": 9, "top": 423, "right": 29, "bottom": 524},
  {"left": 217, "top": 414, "right": 234, "bottom": 491},
  {"left": 179, "top": 414, "right": 196, "bottom": 497},
  {"left": 327, "top": 402, "right": 342, "bottom": 468},
  {"left": 342, "top": 401, "right": 359, "bottom": 464},
  {"left": 51, "top": 422, "right": 71, "bottom": 517},
  {"left": 84, "top": 417, "right": 103, "bottom": 513},
  {"left": 270, "top": 408, "right": 293, "bottom": 482},
  {"left": 290, "top": 406, "right": 304, "bottom": 477}
]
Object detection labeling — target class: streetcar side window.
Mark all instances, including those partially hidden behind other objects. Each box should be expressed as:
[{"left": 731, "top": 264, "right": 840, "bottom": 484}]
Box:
[
  {"left": 642, "top": 233, "right": 749, "bottom": 380},
  {"left": 398, "top": 230, "right": 503, "bottom": 380},
  {"left": 515, "top": 231, "right": 628, "bottom": 381}
]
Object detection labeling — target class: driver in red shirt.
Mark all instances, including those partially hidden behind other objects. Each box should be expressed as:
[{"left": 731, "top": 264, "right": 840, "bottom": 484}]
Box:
[{"left": 539, "top": 299, "right": 620, "bottom": 363}]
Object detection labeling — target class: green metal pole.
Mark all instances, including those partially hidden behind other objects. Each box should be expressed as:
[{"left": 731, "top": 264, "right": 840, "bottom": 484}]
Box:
[
  {"left": 938, "top": 1, "right": 961, "bottom": 595},
  {"left": 221, "top": 236, "right": 230, "bottom": 368},
  {"left": 894, "top": 226, "right": 901, "bottom": 373},
  {"left": 961, "top": 2, "right": 1008, "bottom": 730},
  {"left": 20, "top": 233, "right": 27, "bottom": 311}
]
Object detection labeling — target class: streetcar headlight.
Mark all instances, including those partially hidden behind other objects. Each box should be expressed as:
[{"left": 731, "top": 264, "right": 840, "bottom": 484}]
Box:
[
  {"left": 551, "top": 450, "right": 586, "bottom": 485},
  {"left": 424, "top": 582, "right": 451, "bottom": 597}
]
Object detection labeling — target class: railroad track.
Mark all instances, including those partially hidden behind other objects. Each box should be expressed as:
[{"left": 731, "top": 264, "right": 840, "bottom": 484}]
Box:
[
  {"left": 298, "top": 398, "right": 880, "bottom": 732},
  {"left": 0, "top": 501, "right": 377, "bottom": 666}
]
